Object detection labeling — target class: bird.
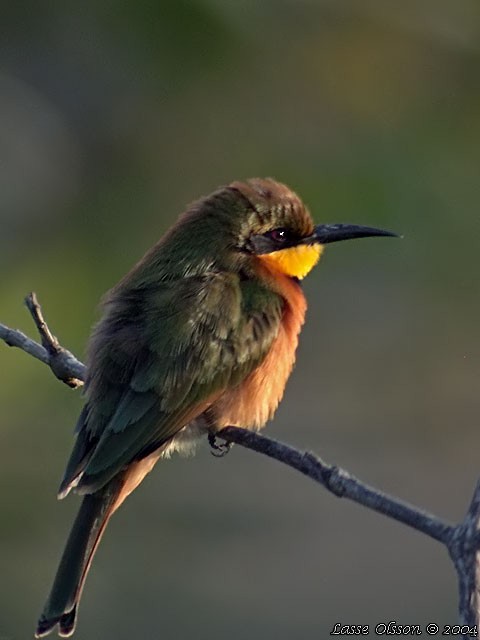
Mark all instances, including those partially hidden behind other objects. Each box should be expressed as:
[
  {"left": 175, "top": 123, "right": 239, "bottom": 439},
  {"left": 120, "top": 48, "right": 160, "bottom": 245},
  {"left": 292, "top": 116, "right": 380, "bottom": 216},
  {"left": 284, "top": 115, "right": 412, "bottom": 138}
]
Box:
[{"left": 35, "top": 178, "right": 396, "bottom": 637}]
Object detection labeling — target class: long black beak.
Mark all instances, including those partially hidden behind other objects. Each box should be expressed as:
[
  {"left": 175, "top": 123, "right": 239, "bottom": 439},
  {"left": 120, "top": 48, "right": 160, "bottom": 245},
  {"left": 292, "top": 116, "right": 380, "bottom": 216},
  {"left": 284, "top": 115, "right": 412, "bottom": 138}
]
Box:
[{"left": 306, "top": 223, "right": 398, "bottom": 245}]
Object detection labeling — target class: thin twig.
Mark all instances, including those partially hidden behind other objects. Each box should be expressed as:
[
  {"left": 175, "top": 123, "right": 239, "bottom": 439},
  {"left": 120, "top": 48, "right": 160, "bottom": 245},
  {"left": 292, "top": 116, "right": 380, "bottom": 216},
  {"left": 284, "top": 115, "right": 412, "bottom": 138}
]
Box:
[{"left": 25, "top": 292, "right": 62, "bottom": 354}]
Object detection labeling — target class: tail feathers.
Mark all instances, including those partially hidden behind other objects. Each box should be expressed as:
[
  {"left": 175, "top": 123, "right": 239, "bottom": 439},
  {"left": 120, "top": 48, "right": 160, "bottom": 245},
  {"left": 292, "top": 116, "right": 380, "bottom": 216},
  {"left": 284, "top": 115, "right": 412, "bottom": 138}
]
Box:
[
  {"left": 35, "top": 477, "right": 124, "bottom": 638},
  {"left": 36, "top": 606, "right": 76, "bottom": 638}
]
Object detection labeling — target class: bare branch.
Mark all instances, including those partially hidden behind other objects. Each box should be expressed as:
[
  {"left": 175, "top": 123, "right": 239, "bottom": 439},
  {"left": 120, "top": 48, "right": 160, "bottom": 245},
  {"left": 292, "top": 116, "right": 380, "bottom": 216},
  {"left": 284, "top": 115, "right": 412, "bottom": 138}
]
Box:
[
  {"left": 448, "top": 480, "right": 480, "bottom": 626},
  {"left": 218, "top": 426, "right": 454, "bottom": 545},
  {"left": 0, "top": 321, "right": 51, "bottom": 365}
]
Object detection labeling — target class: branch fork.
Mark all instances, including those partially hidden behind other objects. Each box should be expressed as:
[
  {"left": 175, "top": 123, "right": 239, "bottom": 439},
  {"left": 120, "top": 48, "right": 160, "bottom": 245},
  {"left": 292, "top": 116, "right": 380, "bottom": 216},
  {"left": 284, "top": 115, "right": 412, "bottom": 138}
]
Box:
[{"left": 0, "top": 293, "right": 85, "bottom": 388}]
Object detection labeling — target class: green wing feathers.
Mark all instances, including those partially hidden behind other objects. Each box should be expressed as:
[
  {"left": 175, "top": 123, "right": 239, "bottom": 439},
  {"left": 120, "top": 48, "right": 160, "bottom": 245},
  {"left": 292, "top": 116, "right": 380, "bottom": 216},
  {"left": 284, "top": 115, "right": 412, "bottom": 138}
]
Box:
[{"left": 59, "top": 273, "right": 283, "bottom": 496}]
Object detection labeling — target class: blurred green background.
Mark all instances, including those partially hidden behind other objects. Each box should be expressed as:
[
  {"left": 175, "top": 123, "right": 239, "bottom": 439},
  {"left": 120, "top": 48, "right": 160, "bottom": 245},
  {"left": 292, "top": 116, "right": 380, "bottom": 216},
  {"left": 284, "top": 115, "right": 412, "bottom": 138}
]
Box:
[{"left": 2, "top": 1, "right": 480, "bottom": 637}]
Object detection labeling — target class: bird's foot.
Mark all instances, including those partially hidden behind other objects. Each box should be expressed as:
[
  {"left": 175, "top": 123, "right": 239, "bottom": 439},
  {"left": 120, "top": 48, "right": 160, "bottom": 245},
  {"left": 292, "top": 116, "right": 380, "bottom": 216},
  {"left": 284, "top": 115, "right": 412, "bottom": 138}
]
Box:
[{"left": 208, "top": 433, "right": 232, "bottom": 457}]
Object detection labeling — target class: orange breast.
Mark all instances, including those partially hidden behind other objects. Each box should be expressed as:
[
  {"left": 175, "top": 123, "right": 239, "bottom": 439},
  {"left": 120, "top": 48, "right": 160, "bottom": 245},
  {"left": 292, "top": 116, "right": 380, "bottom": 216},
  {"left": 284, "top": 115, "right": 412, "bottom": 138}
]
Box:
[{"left": 215, "top": 269, "right": 307, "bottom": 429}]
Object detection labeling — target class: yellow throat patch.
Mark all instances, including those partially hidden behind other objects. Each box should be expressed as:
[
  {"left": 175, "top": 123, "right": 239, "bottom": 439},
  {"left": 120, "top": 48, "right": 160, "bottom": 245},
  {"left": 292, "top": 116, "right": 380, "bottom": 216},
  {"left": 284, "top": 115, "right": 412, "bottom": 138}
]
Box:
[{"left": 259, "top": 244, "right": 323, "bottom": 280}]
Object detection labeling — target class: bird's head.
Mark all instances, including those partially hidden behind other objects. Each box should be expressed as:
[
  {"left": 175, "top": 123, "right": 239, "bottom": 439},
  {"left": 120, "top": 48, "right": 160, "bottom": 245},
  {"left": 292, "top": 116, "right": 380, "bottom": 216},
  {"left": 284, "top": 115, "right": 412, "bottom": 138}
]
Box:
[{"left": 228, "top": 178, "right": 397, "bottom": 280}]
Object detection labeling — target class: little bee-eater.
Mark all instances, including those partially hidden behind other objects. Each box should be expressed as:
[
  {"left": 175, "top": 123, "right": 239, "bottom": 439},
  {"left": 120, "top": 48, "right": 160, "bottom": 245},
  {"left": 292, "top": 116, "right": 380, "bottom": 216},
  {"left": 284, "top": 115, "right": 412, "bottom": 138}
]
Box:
[{"left": 36, "top": 178, "right": 396, "bottom": 637}]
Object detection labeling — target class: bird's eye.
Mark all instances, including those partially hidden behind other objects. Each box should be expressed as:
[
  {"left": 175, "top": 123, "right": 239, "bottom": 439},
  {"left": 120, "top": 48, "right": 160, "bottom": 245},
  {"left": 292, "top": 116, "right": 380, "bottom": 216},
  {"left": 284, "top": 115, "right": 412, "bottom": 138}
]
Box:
[
  {"left": 266, "top": 228, "right": 289, "bottom": 243},
  {"left": 247, "top": 227, "right": 295, "bottom": 255}
]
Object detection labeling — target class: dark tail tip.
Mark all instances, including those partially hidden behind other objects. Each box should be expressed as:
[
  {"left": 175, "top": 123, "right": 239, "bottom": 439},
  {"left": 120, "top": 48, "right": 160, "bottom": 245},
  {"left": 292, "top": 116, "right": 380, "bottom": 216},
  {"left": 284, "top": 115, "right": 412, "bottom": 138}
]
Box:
[
  {"left": 35, "top": 614, "right": 61, "bottom": 638},
  {"left": 59, "top": 607, "right": 78, "bottom": 637},
  {"left": 35, "top": 606, "right": 77, "bottom": 638}
]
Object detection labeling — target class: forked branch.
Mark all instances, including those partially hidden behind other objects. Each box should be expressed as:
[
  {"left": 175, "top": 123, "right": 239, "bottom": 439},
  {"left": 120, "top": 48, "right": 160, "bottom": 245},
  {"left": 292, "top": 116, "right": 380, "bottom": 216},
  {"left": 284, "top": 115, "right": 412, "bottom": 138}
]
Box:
[{"left": 0, "top": 293, "right": 85, "bottom": 387}]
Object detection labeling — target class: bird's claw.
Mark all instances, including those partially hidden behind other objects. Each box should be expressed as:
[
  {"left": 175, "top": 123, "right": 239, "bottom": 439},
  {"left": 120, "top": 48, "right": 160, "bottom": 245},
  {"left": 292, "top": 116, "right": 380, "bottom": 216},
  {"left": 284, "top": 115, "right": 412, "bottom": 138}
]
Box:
[{"left": 208, "top": 433, "right": 232, "bottom": 457}]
